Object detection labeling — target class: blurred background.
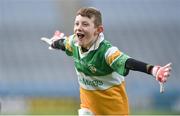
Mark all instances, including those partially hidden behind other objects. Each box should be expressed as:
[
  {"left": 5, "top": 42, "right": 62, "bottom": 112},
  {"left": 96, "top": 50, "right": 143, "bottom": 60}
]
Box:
[{"left": 0, "top": 0, "right": 180, "bottom": 115}]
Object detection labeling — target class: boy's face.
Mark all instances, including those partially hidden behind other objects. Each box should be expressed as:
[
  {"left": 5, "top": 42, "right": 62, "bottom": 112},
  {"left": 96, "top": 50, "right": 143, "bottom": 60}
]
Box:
[{"left": 74, "top": 15, "right": 103, "bottom": 49}]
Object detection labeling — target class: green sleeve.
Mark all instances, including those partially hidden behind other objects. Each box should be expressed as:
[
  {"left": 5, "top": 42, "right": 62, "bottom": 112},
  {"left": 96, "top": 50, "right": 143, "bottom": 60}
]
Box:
[{"left": 110, "top": 54, "right": 130, "bottom": 76}]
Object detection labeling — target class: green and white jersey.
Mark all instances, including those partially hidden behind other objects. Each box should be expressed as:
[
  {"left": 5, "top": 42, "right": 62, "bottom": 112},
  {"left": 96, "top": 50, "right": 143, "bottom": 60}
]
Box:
[{"left": 64, "top": 33, "right": 130, "bottom": 90}]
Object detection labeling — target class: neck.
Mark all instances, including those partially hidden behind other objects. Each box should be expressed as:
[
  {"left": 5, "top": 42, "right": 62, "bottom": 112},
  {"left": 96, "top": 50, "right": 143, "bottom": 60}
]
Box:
[
  {"left": 84, "top": 35, "right": 99, "bottom": 49},
  {"left": 80, "top": 38, "right": 97, "bottom": 53},
  {"left": 81, "top": 47, "right": 89, "bottom": 52}
]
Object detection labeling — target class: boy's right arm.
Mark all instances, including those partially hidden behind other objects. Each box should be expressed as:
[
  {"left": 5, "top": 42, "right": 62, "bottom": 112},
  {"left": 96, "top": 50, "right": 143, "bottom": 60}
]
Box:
[{"left": 51, "top": 38, "right": 65, "bottom": 51}]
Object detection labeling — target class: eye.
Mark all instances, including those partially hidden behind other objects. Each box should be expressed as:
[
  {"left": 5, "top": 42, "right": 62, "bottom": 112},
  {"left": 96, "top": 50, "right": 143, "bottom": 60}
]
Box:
[
  {"left": 82, "top": 23, "right": 89, "bottom": 27},
  {"left": 74, "top": 22, "right": 79, "bottom": 26}
]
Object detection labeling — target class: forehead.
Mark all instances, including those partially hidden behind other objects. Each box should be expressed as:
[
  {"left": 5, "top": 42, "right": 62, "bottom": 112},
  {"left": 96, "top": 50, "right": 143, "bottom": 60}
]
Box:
[{"left": 75, "top": 15, "right": 95, "bottom": 23}]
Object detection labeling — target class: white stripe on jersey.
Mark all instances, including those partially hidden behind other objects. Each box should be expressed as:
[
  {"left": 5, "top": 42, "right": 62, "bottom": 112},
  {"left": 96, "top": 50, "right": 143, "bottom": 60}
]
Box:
[{"left": 76, "top": 69, "right": 125, "bottom": 90}]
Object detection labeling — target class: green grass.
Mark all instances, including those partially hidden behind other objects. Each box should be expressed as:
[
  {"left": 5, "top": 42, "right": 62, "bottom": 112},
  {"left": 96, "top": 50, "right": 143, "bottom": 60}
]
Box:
[
  {"left": 27, "top": 97, "right": 80, "bottom": 115},
  {"left": 131, "top": 109, "right": 180, "bottom": 115},
  {"left": 26, "top": 97, "right": 180, "bottom": 115}
]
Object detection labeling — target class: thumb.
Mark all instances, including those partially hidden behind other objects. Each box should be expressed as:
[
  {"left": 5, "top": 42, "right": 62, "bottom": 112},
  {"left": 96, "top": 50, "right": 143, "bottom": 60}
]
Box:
[
  {"left": 163, "top": 62, "right": 172, "bottom": 69},
  {"left": 41, "top": 37, "right": 52, "bottom": 45}
]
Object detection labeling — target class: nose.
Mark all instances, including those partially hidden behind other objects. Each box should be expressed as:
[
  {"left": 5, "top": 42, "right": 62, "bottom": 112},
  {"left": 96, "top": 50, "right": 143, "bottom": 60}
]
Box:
[{"left": 76, "top": 24, "right": 83, "bottom": 31}]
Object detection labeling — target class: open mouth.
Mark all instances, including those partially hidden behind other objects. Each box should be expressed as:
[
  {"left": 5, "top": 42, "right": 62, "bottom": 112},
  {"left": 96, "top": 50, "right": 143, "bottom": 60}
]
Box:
[{"left": 77, "top": 33, "right": 85, "bottom": 40}]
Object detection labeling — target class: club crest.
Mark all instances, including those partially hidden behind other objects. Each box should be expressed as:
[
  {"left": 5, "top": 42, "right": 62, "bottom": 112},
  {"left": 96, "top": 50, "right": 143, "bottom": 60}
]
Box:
[{"left": 88, "top": 64, "right": 97, "bottom": 73}]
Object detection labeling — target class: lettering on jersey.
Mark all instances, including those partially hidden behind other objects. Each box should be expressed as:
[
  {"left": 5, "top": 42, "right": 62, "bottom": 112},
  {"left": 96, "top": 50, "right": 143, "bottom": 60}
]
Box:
[{"left": 79, "top": 78, "right": 103, "bottom": 87}]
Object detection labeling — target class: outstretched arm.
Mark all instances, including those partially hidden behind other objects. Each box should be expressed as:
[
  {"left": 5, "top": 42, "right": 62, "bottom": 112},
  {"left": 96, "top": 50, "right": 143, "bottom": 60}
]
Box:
[
  {"left": 125, "top": 58, "right": 172, "bottom": 93},
  {"left": 125, "top": 58, "right": 154, "bottom": 75},
  {"left": 51, "top": 38, "right": 65, "bottom": 51}
]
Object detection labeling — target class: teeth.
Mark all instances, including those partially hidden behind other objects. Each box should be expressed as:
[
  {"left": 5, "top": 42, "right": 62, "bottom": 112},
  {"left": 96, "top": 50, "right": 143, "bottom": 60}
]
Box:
[
  {"left": 79, "top": 35, "right": 83, "bottom": 39},
  {"left": 77, "top": 33, "right": 84, "bottom": 39}
]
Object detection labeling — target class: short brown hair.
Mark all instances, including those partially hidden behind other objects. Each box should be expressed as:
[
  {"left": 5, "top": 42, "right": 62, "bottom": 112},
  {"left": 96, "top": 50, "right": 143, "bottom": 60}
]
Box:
[{"left": 76, "top": 7, "right": 102, "bottom": 27}]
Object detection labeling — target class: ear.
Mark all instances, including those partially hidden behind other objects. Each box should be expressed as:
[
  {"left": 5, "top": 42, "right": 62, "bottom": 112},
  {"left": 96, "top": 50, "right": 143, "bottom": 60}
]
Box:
[
  {"left": 97, "top": 25, "right": 104, "bottom": 33},
  {"left": 95, "top": 25, "right": 104, "bottom": 35}
]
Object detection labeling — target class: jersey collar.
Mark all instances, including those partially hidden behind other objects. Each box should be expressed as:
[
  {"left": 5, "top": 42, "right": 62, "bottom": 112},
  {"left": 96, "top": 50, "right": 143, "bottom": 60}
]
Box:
[{"left": 88, "top": 32, "right": 104, "bottom": 51}]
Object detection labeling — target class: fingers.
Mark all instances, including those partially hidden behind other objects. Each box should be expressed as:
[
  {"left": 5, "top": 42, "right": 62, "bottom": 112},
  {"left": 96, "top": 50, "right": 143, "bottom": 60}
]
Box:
[
  {"left": 41, "top": 37, "right": 49, "bottom": 41},
  {"left": 54, "top": 30, "right": 64, "bottom": 37},
  {"left": 163, "top": 62, "right": 172, "bottom": 69},
  {"left": 48, "top": 46, "right": 54, "bottom": 50},
  {"left": 166, "top": 62, "right": 172, "bottom": 67},
  {"left": 159, "top": 82, "right": 164, "bottom": 93},
  {"left": 162, "top": 62, "right": 172, "bottom": 77},
  {"left": 157, "top": 63, "right": 172, "bottom": 83},
  {"left": 164, "top": 67, "right": 172, "bottom": 72},
  {"left": 41, "top": 30, "right": 65, "bottom": 46},
  {"left": 41, "top": 37, "right": 52, "bottom": 45},
  {"left": 156, "top": 63, "right": 172, "bottom": 93},
  {"left": 54, "top": 30, "right": 65, "bottom": 38},
  {"left": 162, "top": 76, "right": 167, "bottom": 82},
  {"left": 54, "top": 30, "right": 61, "bottom": 36},
  {"left": 158, "top": 70, "right": 169, "bottom": 83},
  {"left": 164, "top": 72, "right": 170, "bottom": 76}
]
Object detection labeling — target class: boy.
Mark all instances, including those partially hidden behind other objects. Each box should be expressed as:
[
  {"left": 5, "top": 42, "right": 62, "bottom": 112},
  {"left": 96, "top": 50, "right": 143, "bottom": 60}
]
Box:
[{"left": 41, "top": 7, "right": 172, "bottom": 115}]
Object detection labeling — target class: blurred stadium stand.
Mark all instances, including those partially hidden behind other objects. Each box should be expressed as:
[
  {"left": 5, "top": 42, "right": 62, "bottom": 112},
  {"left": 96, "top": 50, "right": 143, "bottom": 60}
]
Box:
[{"left": 0, "top": 0, "right": 179, "bottom": 114}]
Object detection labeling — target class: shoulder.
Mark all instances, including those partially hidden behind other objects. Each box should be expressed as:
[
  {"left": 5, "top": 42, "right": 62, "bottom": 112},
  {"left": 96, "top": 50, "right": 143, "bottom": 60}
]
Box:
[
  {"left": 105, "top": 46, "right": 122, "bottom": 64},
  {"left": 65, "top": 34, "right": 76, "bottom": 44},
  {"left": 64, "top": 34, "right": 76, "bottom": 54},
  {"left": 101, "top": 40, "right": 120, "bottom": 57}
]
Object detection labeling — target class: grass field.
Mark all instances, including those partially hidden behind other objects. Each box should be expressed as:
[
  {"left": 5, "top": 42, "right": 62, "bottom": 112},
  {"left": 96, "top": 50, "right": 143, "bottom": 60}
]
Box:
[
  {"left": 27, "top": 97, "right": 80, "bottom": 115},
  {"left": 0, "top": 97, "right": 180, "bottom": 116},
  {"left": 26, "top": 97, "right": 180, "bottom": 115}
]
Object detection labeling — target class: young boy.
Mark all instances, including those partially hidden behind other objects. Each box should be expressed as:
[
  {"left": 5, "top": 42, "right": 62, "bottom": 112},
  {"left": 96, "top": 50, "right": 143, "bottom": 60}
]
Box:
[{"left": 41, "top": 7, "right": 172, "bottom": 115}]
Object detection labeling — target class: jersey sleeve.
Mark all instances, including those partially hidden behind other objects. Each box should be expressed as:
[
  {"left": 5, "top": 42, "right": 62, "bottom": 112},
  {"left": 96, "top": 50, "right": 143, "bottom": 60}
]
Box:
[
  {"left": 105, "top": 46, "right": 130, "bottom": 76},
  {"left": 64, "top": 35, "right": 75, "bottom": 56}
]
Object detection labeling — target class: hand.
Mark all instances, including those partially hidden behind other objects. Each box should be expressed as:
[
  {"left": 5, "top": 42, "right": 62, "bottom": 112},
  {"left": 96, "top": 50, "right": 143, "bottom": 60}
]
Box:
[
  {"left": 41, "top": 30, "right": 64, "bottom": 50},
  {"left": 152, "top": 63, "right": 172, "bottom": 83},
  {"left": 152, "top": 63, "right": 172, "bottom": 93}
]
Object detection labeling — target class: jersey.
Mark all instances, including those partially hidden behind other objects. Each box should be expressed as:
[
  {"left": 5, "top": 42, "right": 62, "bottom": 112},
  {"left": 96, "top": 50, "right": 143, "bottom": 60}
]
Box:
[{"left": 63, "top": 33, "right": 130, "bottom": 115}]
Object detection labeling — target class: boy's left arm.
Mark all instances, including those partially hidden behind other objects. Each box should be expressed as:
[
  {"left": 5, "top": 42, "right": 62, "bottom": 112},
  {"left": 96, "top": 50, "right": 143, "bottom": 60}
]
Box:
[{"left": 125, "top": 58, "right": 172, "bottom": 93}]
